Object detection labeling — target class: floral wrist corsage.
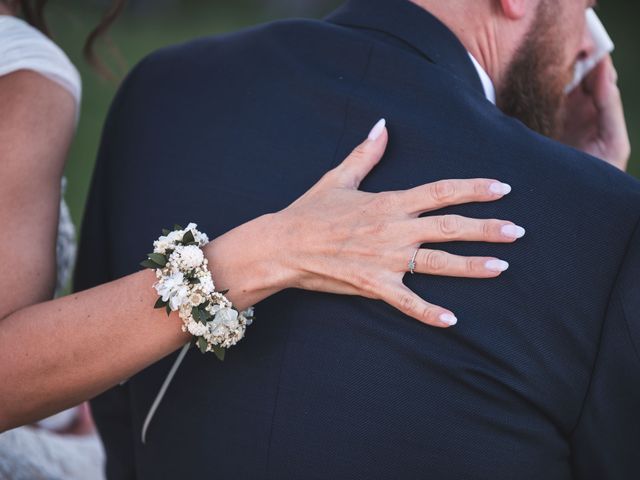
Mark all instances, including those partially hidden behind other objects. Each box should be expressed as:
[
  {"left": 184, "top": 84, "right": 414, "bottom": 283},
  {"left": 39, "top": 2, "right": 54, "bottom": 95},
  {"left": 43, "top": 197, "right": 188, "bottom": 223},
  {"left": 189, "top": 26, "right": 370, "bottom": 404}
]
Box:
[{"left": 141, "top": 223, "right": 254, "bottom": 361}]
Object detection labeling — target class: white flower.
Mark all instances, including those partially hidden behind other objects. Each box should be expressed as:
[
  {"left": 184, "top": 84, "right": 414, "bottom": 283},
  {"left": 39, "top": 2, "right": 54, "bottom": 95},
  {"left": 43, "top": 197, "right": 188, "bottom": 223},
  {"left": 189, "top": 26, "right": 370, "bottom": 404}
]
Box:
[
  {"left": 187, "top": 321, "right": 208, "bottom": 337},
  {"left": 166, "top": 230, "right": 184, "bottom": 244},
  {"left": 153, "top": 239, "right": 171, "bottom": 255},
  {"left": 199, "top": 276, "right": 215, "bottom": 294},
  {"left": 242, "top": 307, "right": 254, "bottom": 325},
  {"left": 189, "top": 293, "right": 204, "bottom": 306},
  {"left": 155, "top": 271, "right": 190, "bottom": 311},
  {"left": 218, "top": 308, "right": 239, "bottom": 329},
  {"left": 168, "top": 284, "right": 189, "bottom": 311},
  {"left": 185, "top": 223, "right": 209, "bottom": 246},
  {"left": 155, "top": 271, "right": 184, "bottom": 300},
  {"left": 170, "top": 245, "right": 204, "bottom": 271}
]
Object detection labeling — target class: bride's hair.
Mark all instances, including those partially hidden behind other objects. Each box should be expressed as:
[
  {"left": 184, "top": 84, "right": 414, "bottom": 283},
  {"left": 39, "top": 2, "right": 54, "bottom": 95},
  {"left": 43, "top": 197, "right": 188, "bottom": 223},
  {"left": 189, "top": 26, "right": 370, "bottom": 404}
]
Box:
[{"left": 7, "top": 0, "right": 127, "bottom": 79}]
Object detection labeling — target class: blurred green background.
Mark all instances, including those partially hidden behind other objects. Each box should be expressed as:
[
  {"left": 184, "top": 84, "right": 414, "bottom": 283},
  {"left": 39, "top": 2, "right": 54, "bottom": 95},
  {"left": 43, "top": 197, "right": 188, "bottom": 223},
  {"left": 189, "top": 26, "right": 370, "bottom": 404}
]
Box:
[{"left": 44, "top": 0, "right": 640, "bottom": 228}]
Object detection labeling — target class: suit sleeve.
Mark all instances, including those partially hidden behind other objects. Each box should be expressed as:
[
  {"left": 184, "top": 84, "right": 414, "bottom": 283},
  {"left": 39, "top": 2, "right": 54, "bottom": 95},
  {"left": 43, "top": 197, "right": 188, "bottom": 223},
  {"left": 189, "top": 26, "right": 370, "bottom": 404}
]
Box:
[{"left": 570, "top": 216, "right": 640, "bottom": 479}]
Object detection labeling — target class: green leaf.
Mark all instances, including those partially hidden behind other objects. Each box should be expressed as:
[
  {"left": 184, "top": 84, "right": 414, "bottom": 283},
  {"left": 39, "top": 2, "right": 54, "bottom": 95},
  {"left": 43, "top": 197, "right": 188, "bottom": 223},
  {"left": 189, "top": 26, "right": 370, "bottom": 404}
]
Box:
[
  {"left": 154, "top": 297, "right": 168, "bottom": 309},
  {"left": 212, "top": 345, "right": 226, "bottom": 361},
  {"left": 182, "top": 230, "right": 195, "bottom": 244},
  {"left": 148, "top": 253, "right": 167, "bottom": 267},
  {"left": 219, "top": 289, "right": 229, "bottom": 296},
  {"left": 197, "top": 337, "right": 208, "bottom": 354},
  {"left": 202, "top": 310, "right": 213, "bottom": 322},
  {"left": 192, "top": 277, "right": 201, "bottom": 284},
  {"left": 140, "top": 259, "right": 161, "bottom": 269},
  {"left": 174, "top": 224, "right": 184, "bottom": 231},
  {"left": 162, "top": 229, "right": 171, "bottom": 236},
  {"left": 165, "top": 304, "right": 172, "bottom": 316}
]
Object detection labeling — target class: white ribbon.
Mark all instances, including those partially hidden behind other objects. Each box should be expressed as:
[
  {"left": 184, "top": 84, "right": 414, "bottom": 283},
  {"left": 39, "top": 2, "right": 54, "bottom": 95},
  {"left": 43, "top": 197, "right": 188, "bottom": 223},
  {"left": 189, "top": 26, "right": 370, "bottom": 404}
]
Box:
[{"left": 141, "top": 342, "right": 191, "bottom": 444}]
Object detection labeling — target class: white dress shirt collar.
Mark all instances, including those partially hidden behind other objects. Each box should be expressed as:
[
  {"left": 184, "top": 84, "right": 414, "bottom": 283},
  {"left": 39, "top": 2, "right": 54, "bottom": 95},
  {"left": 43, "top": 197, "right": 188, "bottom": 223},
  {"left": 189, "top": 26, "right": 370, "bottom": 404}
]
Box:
[{"left": 467, "top": 52, "right": 496, "bottom": 105}]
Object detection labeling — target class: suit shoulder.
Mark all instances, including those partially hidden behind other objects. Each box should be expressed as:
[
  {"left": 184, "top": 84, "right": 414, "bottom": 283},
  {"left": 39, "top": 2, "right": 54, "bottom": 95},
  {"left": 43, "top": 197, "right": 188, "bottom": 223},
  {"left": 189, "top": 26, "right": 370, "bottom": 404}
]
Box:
[
  {"left": 488, "top": 110, "right": 640, "bottom": 215},
  {"left": 127, "top": 18, "right": 361, "bottom": 80}
]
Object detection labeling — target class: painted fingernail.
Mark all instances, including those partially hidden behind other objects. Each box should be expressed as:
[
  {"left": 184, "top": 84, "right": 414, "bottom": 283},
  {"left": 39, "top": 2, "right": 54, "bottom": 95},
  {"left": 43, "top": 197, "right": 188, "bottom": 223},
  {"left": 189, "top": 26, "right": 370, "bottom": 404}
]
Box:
[
  {"left": 501, "top": 224, "right": 526, "bottom": 239},
  {"left": 485, "top": 259, "right": 510, "bottom": 272},
  {"left": 440, "top": 313, "right": 458, "bottom": 326},
  {"left": 368, "top": 118, "right": 386, "bottom": 141},
  {"left": 489, "top": 182, "right": 512, "bottom": 195}
]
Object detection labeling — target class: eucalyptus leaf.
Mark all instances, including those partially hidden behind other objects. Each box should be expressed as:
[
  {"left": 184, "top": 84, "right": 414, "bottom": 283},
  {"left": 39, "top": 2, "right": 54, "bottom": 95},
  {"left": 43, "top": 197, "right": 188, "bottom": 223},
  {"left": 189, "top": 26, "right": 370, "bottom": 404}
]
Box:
[
  {"left": 154, "top": 297, "right": 167, "bottom": 309},
  {"left": 162, "top": 229, "right": 171, "bottom": 236},
  {"left": 201, "top": 310, "right": 213, "bottom": 322},
  {"left": 166, "top": 304, "right": 172, "bottom": 316},
  {"left": 219, "top": 289, "right": 229, "bottom": 296},
  {"left": 148, "top": 253, "right": 167, "bottom": 267},
  {"left": 174, "top": 224, "right": 183, "bottom": 231},
  {"left": 197, "top": 337, "right": 208, "bottom": 354},
  {"left": 212, "top": 346, "right": 226, "bottom": 361},
  {"left": 140, "top": 259, "right": 161, "bottom": 269},
  {"left": 182, "top": 230, "right": 195, "bottom": 244}
]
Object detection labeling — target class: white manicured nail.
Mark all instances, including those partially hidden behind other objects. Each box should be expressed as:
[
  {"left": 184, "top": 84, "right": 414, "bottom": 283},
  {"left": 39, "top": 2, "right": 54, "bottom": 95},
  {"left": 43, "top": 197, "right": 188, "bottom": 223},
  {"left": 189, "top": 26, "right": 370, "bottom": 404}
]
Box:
[
  {"left": 440, "top": 313, "right": 458, "bottom": 326},
  {"left": 368, "top": 118, "right": 386, "bottom": 141},
  {"left": 485, "top": 259, "right": 510, "bottom": 272},
  {"left": 489, "top": 182, "right": 512, "bottom": 195},
  {"left": 501, "top": 225, "right": 526, "bottom": 239}
]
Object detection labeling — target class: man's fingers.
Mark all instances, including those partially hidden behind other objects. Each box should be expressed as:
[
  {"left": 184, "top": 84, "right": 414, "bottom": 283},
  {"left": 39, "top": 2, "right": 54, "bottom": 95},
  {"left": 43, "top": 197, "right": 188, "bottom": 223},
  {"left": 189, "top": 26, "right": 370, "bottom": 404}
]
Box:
[
  {"left": 328, "top": 118, "right": 389, "bottom": 189},
  {"left": 409, "top": 215, "right": 526, "bottom": 243},
  {"left": 378, "top": 283, "right": 457, "bottom": 328},
  {"left": 399, "top": 178, "right": 512, "bottom": 215},
  {"left": 591, "top": 57, "right": 630, "bottom": 170},
  {"left": 405, "top": 249, "right": 509, "bottom": 278}
]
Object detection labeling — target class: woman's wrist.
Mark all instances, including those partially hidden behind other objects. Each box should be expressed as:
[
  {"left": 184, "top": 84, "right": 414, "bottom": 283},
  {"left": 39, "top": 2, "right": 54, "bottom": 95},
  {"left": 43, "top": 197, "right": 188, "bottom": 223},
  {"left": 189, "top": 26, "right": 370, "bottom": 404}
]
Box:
[{"left": 202, "top": 213, "right": 293, "bottom": 310}]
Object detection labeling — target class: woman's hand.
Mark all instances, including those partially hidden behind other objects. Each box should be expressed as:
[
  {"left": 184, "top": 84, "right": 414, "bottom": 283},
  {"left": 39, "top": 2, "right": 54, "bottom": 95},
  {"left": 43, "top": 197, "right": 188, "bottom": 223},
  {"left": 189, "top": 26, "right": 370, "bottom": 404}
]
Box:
[{"left": 206, "top": 119, "right": 524, "bottom": 328}]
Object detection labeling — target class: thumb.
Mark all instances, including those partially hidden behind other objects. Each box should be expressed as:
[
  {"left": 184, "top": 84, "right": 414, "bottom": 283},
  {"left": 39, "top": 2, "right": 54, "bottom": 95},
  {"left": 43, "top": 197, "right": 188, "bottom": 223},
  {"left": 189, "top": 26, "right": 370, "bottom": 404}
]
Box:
[{"left": 334, "top": 118, "right": 389, "bottom": 189}]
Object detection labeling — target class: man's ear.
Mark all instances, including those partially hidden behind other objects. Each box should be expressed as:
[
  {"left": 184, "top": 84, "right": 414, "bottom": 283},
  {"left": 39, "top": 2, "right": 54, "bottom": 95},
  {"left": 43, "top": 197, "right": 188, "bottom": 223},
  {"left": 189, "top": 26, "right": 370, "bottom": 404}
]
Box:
[{"left": 498, "top": 0, "right": 531, "bottom": 20}]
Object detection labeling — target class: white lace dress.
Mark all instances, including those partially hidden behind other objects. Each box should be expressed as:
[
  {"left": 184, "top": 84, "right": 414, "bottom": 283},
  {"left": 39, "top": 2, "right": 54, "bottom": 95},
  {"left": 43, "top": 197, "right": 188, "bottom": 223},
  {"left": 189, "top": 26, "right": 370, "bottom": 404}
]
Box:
[{"left": 0, "top": 15, "right": 105, "bottom": 480}]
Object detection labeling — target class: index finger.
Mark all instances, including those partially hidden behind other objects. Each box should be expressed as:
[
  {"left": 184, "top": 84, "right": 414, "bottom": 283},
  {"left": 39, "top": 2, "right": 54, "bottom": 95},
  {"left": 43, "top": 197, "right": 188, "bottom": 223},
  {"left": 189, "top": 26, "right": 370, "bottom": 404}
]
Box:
[{"left": 398, "top": 178, "right": 512, "bottom": 216}]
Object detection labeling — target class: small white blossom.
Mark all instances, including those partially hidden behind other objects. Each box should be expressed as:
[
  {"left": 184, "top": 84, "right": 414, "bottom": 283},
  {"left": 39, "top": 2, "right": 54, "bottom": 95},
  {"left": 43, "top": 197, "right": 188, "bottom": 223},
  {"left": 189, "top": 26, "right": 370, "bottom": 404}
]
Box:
[
  {"left": 189, "top": 293, "right": 204, "bottom": 306},
  {"left": 187, "top": 321, "right": 208, "bottom": 337},
  {"left": 155, "top": 271, "right": 190, "bottom": 311},
  {"left": 168, "top": 284, "right": 189, "bottom": 311},
  {"left": 199, "top": 276, "right": 215, "bottom": 294},
  {"left": 170, "top": 245, "right": 204, "bottom": 270}
]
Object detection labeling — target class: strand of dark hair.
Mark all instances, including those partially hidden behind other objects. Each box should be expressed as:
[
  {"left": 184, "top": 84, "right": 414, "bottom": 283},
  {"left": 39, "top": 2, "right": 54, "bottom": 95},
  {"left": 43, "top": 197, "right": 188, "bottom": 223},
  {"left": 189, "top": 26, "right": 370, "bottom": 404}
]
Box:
[{"left": 7, "top": 0, "right": 127, "bottom": 80}]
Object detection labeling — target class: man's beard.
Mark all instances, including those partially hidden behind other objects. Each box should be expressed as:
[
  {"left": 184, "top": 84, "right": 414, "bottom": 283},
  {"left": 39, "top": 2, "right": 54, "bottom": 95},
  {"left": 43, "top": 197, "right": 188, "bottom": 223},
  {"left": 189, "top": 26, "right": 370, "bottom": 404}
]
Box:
[{"left": 497, "top": 2, "right": 573, "bottom": 139}]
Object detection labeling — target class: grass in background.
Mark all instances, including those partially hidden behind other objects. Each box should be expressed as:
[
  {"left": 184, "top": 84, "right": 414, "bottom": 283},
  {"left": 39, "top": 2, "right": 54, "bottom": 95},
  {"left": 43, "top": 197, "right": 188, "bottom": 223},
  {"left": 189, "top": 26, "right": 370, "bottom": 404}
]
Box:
[{"left": 46, "top": 0, "right": 640, "bottom": 229}]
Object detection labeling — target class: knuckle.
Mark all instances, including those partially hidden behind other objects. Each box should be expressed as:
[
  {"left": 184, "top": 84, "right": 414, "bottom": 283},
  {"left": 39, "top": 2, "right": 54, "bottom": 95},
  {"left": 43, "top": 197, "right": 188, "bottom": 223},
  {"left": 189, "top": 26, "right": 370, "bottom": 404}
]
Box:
[
  {"left": 424, "top": 250, "right": 448, "bottom": 272},
  {"left": 398, "top": 293, "right": 418, "bottom": 314},
  {"left": 365, "top": 220, "right": 388, "bottom": 236},
  {"left": 438, "top": 215, "right": 462, "bottom": 237},
  {"left": 422, "top": 307, "right": 440, "bottom": 325},
  {"left": 474, "top": 180, "right": 489, "bottom": 197},
  {"left": 351, "top": 144, "right": 368, "bottom": 160},
  {"left": 432, "top": 180, "right": 456, "bottom": 203},
  {"left": 482, "top": 220, "right": 495, "bottom": 239},
  {"left": 356, "top": 272, "right": 378, "bottom": 296},
  {"left": 372, "top": 192, "right": 398, "bottom": 212},
  {"left": 320, "top": 169, "right": 339, "bottom": 184},
  {"left": 465, "top": 257, "right": 477, "bottom": 274}
]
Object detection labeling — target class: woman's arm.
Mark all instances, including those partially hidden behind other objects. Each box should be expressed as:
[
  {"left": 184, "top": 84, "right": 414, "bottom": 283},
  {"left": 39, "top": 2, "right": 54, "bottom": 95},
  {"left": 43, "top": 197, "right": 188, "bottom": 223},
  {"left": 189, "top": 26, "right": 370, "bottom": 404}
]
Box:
[
  {"left": 0, "top": 70, "right": 76, "bottom": 321},
  {"left": 0, "top": 121, "right": 521, "bottom": 431}
]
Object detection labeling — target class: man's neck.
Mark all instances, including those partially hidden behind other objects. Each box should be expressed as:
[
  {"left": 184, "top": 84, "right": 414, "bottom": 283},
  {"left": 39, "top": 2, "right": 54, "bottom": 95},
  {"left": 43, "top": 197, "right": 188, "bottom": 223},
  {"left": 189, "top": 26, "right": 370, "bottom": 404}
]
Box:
[{"left": 408, "top": 0, "right": 523, "bottom": 93}]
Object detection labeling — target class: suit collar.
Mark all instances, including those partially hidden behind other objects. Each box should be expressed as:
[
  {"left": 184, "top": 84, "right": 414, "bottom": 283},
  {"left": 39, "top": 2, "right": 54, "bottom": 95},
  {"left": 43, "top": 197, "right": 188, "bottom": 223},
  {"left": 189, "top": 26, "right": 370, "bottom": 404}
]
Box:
[{"left": 326, "top": 0, "right": 485, "bottom": 97}]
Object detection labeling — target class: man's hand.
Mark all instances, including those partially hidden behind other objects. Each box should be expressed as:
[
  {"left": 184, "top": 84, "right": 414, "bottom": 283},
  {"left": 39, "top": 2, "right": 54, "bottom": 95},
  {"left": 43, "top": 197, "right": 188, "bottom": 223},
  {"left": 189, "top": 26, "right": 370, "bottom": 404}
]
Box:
[{"left": 560, "top": 55, "right": 630, "bottom": 171}]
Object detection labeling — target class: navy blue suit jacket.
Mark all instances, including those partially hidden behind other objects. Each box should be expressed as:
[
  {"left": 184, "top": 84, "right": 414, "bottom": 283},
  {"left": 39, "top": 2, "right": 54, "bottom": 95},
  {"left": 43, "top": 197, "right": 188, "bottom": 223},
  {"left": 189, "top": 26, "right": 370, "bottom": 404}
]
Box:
[{"left": 75, "top": 0, "right": 640, "bottom": 478}]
